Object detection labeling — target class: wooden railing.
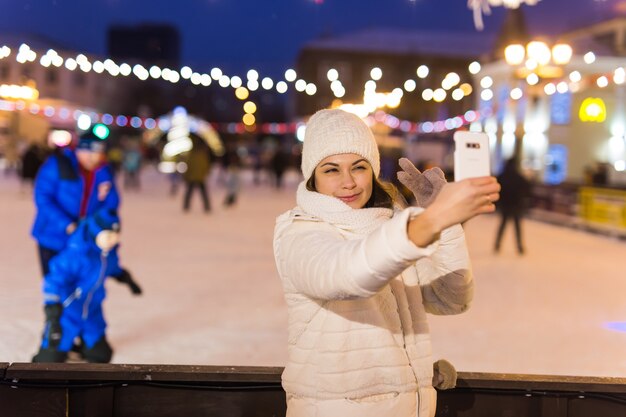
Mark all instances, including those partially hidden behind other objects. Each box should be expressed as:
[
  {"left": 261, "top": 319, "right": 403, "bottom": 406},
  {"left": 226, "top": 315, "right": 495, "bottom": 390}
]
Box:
[{"left": 1, "top": 363, "right": 625, "bottom": 416}]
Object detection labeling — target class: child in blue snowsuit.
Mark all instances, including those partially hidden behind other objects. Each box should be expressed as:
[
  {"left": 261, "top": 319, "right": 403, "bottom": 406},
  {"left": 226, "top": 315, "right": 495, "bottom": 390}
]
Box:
[
  {"left": 33, "top": 209, "right": 122, "bottom": 363},
  {"left": 31, "top": 132, "right": 141, "bottom": 295}
]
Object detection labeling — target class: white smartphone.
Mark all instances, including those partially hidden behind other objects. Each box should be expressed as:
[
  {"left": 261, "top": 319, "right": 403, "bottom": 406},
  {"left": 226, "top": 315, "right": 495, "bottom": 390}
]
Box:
[{"left": 453, "top": 131, "right": 491, "bottom": 181}]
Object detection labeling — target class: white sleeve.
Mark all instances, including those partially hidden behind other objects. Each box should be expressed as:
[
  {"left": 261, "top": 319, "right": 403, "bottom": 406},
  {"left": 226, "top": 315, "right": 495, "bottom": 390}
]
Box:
[{"left": 274, "top": 208, "right": 438, "bottom": 300}]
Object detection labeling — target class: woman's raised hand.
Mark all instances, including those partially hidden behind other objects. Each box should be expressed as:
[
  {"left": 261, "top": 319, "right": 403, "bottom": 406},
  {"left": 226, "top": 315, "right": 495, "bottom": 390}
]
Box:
[
  {"left": 426, "top": 176, "right": 500, "bottom": 230},
  {"left": 407, "top": 176, "right": 500, "bottom": 248}
]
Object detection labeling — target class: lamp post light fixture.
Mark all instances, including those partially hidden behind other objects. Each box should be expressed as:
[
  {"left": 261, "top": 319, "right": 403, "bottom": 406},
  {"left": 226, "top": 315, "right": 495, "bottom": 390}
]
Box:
[{"left": 504, "top": 41, "right": 572, "bottom": 80}]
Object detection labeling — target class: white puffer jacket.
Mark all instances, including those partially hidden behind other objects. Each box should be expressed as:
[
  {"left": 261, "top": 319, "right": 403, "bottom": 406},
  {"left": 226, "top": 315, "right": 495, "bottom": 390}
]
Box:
[{"left": 273, "top": 183, "right": 473, "bottom": 417}]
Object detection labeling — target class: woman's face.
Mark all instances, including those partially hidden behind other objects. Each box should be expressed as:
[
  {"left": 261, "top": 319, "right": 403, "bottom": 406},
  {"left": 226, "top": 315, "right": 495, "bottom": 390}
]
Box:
[{"left": 313, "top": 153, "right": 373, "bottom": 209}]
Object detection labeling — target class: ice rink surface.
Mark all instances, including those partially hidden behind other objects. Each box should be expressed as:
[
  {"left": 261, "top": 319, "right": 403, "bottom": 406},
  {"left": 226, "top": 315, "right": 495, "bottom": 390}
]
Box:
[{"left": 1, "top": 166, "right": 624, "bottom": 377}]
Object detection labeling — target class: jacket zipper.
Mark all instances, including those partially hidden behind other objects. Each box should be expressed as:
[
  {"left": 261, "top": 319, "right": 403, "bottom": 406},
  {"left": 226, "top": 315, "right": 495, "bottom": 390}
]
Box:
[
  {"left": 82, "top": 251, "right": 107, "bottom": 319},
  {"left": 62, "top": 288, "right": 82, "bottom": 308}
]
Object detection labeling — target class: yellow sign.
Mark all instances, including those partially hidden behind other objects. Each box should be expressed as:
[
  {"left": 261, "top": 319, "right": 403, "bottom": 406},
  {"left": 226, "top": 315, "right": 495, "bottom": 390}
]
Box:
[
  {"left": 579, "top": 97, "right": 607, "bottom": 123},
  {"left": 579, "top": 187, "right": 626, "bottom": 231}
]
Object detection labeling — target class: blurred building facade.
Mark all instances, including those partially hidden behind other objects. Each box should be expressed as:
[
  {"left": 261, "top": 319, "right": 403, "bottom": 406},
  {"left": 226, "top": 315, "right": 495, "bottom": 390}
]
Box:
[
  {"left": 295, "top": 29, "right": 493, "bottom": 121},
  {"left": 477, "top": 15, "right": 626, "bottom": 186}
]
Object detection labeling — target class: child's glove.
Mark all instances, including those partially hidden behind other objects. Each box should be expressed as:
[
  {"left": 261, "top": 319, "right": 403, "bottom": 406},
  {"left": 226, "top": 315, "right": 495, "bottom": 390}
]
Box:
[
  {"left": 432, "top": 359, "right": 457, "bottom": 390},
  {"left": 44, "top": 303, "right": 63, "bottom": 348},
  {"left": 397, "top": 158, "right": 447, "bottom": 208},
  {"left": 112, "top": 268, "right": 142, "bottom": 295}
]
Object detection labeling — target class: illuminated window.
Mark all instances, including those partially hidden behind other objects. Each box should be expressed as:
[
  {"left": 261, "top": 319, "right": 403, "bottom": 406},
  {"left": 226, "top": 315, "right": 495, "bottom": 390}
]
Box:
[{"left": 551, "top": 91, "right": 572, "bottom": 125}]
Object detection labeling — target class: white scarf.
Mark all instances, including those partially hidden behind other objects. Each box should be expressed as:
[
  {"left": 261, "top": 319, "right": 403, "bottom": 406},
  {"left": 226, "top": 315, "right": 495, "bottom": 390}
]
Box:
[{"left": 295, "top": 182, "right": 393, "bottom": 236}]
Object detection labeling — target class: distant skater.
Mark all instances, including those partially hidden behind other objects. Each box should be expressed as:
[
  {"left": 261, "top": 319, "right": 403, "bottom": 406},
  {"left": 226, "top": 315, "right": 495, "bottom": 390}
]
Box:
[{"left": 494, "top": 158, "right": 531, "bottom": 255}]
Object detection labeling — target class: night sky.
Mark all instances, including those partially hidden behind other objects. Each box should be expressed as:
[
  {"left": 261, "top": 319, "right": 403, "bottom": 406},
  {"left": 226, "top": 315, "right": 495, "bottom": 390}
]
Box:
[{"left": 1, "top": 0, "right": 623, "bottom": 78}]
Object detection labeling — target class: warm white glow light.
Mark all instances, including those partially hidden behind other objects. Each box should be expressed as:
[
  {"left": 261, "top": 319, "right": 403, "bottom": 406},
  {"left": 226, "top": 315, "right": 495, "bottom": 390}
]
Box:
[
  {"left": 569, "top": 71, "right": 582, "bottom": 83},
  {"left": 211, "top": 67, "right": 223, "bottom": 80},
  {"left": 526, "top": 73, "right": 539, "bottom": 85},
  {"left": 433, "top": 88, "right": 446, "bottom": 102},
  {"left": 481, "top": 89, "right": 493, "bottom": 101},
  {"left": 295, "top": 79, "right": 307, "bottom": 92},
  {"left": 331, "top": 80, "right": 343, "bottom": 92},
  {"left": 219, "top": 75, "right": 231, "bottom": 88},
  {"left": 370, "top": 67, "right": 382, "bottom": 80},
  {"left": 597, "top": 76, "right": 609, "bottom": 88},
  {"left": 235, "top": 87, "right": 249, "bottom": 100},
  {"left": 544, "top": 83, "right": 556, "bottom": 95},
  {"left": 261, "top": 77, "right": 274, "bottom": 90},
  {"left": 230, "top": 76, "right": 243, "bottom": 88},
  {"left": 93, "top": 61, "right": 105, "bottom": 73},
  {"left": 64, "top": 58, "right": 77, "bottom": 71},
  {"left": 527, "top": 41, "right": 551, "bottom": 66},
  {"left": 119, "top": 63, "right": 131, "bottom": 76},
  {"left": 404, "top": 79, "right": 416, "bottom": 92},
  {"left": 552, "top": 44, "right": 573, "bottom": 65},
  {"left": 460, "top": 83, "right": 473, "bottom": 96},
  {"left": 247, "top": 80, "right": 259, "bottom": 91},
  {"left": 504, "top": 44, "right": 525, "bottom": 65},
  {"left": 149, "top": 66, "right": 161, "bottom": 79},
  {"left": 525, "top": 59, "right": 538, "bottom": 71},
  {"left": 168, "top": 71, "right": 180, "bottom": 83},
  {"left": 284, "top": 69, "right": 297, "bottom": 82},
  {"left": 416, "top": 65, "right": 429, "bottom": 79},
  {"left": 614, "top": 68, "right": 626, "bottom": 85},
  {"left": 480, "top": 76, "right": 493, "bottom": 89},
  {"left": 468, "top": 61, "right": 481, "bottom": 74},
  {"left": 276, "top": 81, "right": 288, "bottom": 93},
  {"left": 180, "top": 66, "right": 192, "bottom": 79},
  {"left": 333, "top": 87, "right": 345, "bottom": 98},
  {"left": 77, "top": 114, "right": 92, "bottom": 130},
  {"left": 243, "top": 101, "right": 257, "bottom": 114},
  {"left": 327, "top": 69, "right": 338, "bottom": 81},
  {"left": 201, "top": 74, "right": 211, "bottom": 86},
  {"left": 584, "top": 52, "right": 596, "bottom": 64},
  {"left": 452, "top": 88, "right": 465, "bottom": 101},
  {"left": 510, "top": 88, "right": 523, "bottom": 100},
  {"left": 305, "top": 83, "right": 317, "bottom": 95},
  {"left": 445, "top": 72, "right": 460, "bottom": 87},
  {"left": 364, "top": 80, "right": 377, "bottom": 91}
]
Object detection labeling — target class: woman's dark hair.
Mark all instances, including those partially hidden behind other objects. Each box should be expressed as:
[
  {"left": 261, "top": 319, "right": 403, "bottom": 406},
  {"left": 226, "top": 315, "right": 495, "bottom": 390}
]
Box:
[{"left": 306, "top": 172, "right": 401, "bottom": 210}]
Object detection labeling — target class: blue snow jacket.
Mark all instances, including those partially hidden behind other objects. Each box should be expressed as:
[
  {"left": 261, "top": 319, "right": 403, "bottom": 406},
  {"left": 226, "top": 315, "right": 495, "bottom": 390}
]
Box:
[
  {"left": 31, "top": 148, "right": 120, "bottom": 251},
  {"left": 40, "top": 221, "right": 122, "bottom": 351}
]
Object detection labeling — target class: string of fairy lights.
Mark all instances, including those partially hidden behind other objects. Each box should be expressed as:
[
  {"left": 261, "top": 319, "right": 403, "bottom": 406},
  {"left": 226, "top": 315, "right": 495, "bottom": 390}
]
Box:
[
  {"left": 1, "top": 41, "right": 625, "bottom": 135},
  {"left": 0, "top": 42, "right": 482, "bottom": 134},
  {"left": 0, "top": 43, "right": 480, "bottom": 105}
]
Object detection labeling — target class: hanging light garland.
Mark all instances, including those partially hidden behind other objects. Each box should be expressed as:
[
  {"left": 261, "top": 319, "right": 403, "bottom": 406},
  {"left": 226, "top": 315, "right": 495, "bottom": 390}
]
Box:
[
  {"left": 1, "top": 42, "right": 478, "bottom": 106},
  {"left": 4, "top": 39, "right": 623, "bottom": 126}
]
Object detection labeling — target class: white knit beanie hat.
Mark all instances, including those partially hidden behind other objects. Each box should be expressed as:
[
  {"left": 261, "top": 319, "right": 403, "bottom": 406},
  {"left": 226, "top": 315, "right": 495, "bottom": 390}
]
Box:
[{"left": 301, "top": 109, "right": 380, "bottom": 181}]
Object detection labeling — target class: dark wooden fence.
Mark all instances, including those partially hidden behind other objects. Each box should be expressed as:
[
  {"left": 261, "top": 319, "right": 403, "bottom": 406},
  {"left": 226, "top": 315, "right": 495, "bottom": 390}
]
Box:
[{"left": 1, "top": 363, "right": 625, "bottom": 416}]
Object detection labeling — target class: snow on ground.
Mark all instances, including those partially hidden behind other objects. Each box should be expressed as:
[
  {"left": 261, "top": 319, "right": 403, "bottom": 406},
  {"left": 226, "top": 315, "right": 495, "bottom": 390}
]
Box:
[{"left": 1, "top": 166, "right": 624, "bottom": 378}]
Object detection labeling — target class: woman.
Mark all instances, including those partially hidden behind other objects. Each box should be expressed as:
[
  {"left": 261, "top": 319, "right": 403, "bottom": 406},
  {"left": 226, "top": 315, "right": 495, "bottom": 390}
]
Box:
[{"left": 273, "top": 109, "right": 500, "bottom": 417}]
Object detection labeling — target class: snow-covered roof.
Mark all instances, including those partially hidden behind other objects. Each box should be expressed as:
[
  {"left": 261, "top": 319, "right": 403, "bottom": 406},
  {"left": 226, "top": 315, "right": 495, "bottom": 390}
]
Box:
[{"left": 303, "top": 28, "right": 496, "bottom": 59}]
